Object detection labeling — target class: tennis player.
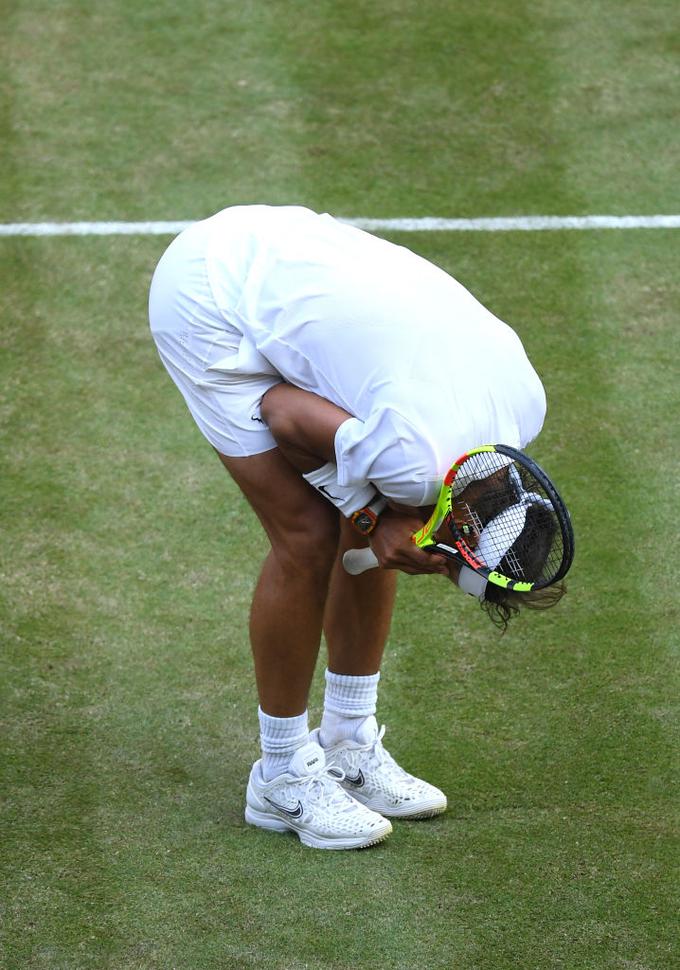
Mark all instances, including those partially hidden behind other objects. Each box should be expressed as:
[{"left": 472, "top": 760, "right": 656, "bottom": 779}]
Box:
[{"left": 149, "top": 204, "right": 558, "bottom": 850}]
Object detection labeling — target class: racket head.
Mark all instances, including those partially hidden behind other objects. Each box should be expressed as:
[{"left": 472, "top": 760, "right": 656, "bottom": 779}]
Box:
[{"left": 414, "top": 444, "right": 574, "bottom": 593}]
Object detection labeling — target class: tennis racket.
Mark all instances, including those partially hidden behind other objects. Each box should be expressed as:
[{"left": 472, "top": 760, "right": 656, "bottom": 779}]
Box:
[{"left": 342, "top": 444, "right": 574, "bottom": 595}]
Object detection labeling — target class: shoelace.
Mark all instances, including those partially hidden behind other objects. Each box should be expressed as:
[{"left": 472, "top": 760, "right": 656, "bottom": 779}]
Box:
[
  {"left": 368, "top": 725, "right": 388, "bottom": 766},
  {"left": 295, "top": 764, "right": 360, "bottom": 813},
  {"left": 361, "top": 725, "right": 411, "bottom": 780}
]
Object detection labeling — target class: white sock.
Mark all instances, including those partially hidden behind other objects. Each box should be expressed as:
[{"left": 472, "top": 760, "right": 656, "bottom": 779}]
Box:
[
  {"left": 319, "top": 669, "right": 380, "bottom": 747},
  {"left": 258, "top": 707, "right": 309, "bottom": 781}
]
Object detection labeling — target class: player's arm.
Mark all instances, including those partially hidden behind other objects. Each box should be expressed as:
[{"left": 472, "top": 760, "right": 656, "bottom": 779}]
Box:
[
  {"left": 260, "top": 384, "right": 448, "bottom": 576},
  {"left": 260, "top": 384, "right": 347, "bottom": 472}
]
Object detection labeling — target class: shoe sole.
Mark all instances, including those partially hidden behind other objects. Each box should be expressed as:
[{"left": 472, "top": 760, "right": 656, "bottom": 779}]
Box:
[
  {"left": 347, "top": 792, "right": 448, "bottom": 820},
  {"left": 244, "top": 806, "right": 393, "bottom": 850},
  {"left": 389, "top": 805, "right": 447, "bottom": 820}
]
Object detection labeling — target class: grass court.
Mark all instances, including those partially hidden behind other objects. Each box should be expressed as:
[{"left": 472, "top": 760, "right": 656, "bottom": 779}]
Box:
[{"left": 1, "top": 2, "right": 679, "bottom": 967}]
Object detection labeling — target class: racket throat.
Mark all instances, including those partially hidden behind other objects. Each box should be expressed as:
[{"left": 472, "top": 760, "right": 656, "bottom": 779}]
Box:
[{"left": 430, "top": 541, "right": 488, "bottom": 599}]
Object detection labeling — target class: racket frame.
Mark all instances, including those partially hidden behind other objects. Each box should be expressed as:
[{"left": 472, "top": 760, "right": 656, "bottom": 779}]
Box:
[{"left": 411, "top": 444, "right": 573, "bottom": 593}]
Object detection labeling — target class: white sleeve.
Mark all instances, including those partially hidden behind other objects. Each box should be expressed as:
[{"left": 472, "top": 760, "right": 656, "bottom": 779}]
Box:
[{"left": 334, "top": 408, "right": 441, "bottom": 507}]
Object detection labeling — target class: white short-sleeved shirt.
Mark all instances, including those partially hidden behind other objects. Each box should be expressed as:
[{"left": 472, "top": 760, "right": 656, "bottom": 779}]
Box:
[{"left": 150, "top": 205, "right": 546, "bottom": 506}]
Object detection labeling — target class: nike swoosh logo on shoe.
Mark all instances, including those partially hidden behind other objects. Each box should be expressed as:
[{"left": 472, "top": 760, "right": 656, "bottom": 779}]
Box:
[
  {"left": 264, "top": 796, "right": 304, "bottom": 818},
  {"left": 343, "top": 770, "right": 365, "bottom": 788}
]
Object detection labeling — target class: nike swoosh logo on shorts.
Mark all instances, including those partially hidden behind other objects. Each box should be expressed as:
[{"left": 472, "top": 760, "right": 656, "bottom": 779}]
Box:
[{"left": 264, "top": 796, "right": 304, "bottom": 818}]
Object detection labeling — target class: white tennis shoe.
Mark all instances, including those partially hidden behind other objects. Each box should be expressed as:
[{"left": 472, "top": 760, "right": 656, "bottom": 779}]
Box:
[
  {"left": 311, "top": 717, "right": 447, "bottom": 819},
  {"left": 245, "top": 740, "right": 393, "bottom": 850}
]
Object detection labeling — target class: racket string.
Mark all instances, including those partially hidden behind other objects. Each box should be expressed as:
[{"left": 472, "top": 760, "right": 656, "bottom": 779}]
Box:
[{"left": 503, "top": 549, "right": 524, "bottom": 578}]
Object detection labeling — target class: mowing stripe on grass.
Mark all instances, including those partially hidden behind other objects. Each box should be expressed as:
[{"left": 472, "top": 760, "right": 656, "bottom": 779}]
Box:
[{"left": 1, "top": 214, "right": 680, "bottom": 236}]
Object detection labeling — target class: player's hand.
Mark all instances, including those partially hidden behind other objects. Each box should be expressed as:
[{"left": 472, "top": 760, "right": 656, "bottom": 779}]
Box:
[{"left": 369, "top": 508, "right": 450, "bottom": 576}]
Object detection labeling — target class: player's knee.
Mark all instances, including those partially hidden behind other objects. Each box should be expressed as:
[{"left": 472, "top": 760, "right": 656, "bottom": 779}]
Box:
[{"left": 272, "top": 510, "right": 340, "bottom": 579}]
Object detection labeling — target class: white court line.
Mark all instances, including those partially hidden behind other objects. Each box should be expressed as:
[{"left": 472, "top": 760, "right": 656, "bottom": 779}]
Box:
[{"left": 0, "top": 214, "right": 679, "bottom": 236}]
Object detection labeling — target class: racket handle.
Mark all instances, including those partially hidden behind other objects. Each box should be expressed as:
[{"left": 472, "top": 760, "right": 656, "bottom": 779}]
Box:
[{"left": 342, "top": 547, "right": 379, "bottom": 575}]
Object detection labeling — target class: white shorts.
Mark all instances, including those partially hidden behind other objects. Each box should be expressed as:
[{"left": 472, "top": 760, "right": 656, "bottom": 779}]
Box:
[{"left": 148, "top": 220, "right": 281, "bottom": 457}]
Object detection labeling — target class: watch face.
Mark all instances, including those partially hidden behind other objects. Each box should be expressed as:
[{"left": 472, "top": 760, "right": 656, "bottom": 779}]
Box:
[{"left": 355, "top": 512, "right": 373, "bottom": 533}]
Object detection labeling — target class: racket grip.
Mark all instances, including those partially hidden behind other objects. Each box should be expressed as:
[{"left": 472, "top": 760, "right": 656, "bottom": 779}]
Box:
[{"left": 342, "top": 547, "right": 380, "bottom": 575}]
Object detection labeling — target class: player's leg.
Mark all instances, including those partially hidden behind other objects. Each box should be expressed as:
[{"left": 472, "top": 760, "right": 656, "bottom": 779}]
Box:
[
  {"left": 216, "top": 448, "right": 339, "bottom": 717},
  {"left": 323, "top": 516, "right": 397, "bottom": 676},
  {"left": 218, "top": 449, "right": 393, "bottom": 848},
  {"left": 317, "top": 517, "right": 447, "bottom": 819}
]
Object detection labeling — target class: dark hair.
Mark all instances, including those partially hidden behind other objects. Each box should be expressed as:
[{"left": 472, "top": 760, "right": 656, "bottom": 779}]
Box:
[
  {"left": 480, "top": 504, "right": 566, "bottom": 630},
  {"left": 481, "top": 579, "right": 567, "bottom": 631}
]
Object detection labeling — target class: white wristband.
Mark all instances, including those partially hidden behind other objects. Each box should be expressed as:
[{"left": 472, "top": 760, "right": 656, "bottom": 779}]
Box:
[{"left": 302, "top": 462, "right": 377, "bottom": 516}]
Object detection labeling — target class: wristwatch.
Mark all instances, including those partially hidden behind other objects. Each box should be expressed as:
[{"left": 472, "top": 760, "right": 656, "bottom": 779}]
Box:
[{"left": 350, "top": 494, "right": 388, "bottom": 535}]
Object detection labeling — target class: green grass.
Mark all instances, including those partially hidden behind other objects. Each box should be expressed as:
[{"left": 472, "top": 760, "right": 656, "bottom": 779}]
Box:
[
  {"left": 3, "top": 0, "right": 679, "bottom": 220},
  {"left": 2, "top": 1, "right": 680, "bottom": 968}
]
